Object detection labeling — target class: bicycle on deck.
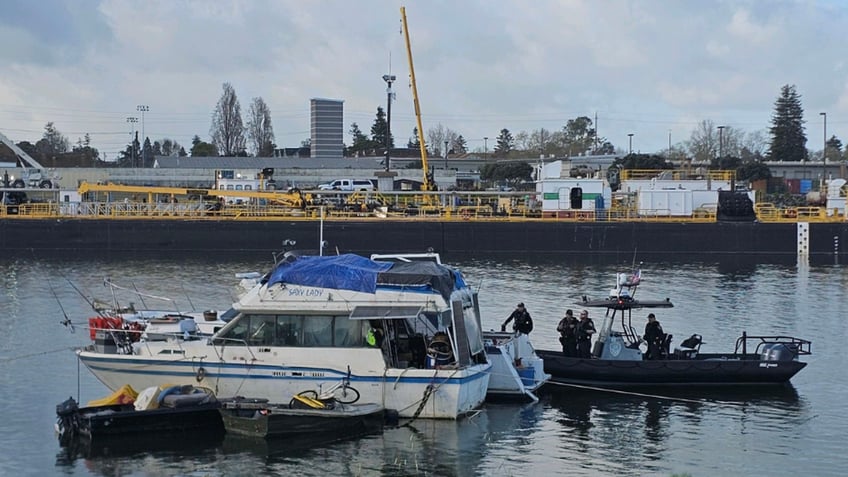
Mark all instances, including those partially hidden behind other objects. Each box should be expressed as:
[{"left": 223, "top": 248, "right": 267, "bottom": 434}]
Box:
[{"left": 290, "top": 365, "right": 360, "bottom": 408}]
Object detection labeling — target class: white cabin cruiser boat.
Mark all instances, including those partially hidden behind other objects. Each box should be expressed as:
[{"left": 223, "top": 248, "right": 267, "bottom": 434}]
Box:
[
  {"left": 77, "top": 253, "right": 492, "bottom": 419},
  {"left": 371, "top": 253, "right": 550, "bottom": 401}
]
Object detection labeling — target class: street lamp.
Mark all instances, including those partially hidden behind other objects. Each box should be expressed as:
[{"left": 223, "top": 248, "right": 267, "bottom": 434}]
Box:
[
  {"left": 444, "top": 140, "right": 449, "bottom": 169},
  {"left": 820, "top": 112, "right": 827, "bottom": 180},
  {"left": 717, "top": 125, "right": 725, "bottom": 160},
  {"left": 483, "top": 136, "right": 488, "bottom": 154},
  {"left": 627, "top": 133, "right": 634, "bottom": 155},
  {"left": 382, "top": 74, "right": 396, "bottom": 171},
  {"left": 126, "top": 116, "right": 138, "bottom": 168}
]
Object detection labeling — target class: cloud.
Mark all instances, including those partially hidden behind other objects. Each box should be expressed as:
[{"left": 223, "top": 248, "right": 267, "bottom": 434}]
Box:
[{"left": 0, "top": 0, "right": 846, "bottom": 157}]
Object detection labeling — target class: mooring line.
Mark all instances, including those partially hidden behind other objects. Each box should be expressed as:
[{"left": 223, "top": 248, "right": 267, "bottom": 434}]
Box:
[
  {"left": 0, "top": 346, "right": 76, "bottom": 363},
  {"left": 544, "top": 380, "right": 745, "bottom": 407}
]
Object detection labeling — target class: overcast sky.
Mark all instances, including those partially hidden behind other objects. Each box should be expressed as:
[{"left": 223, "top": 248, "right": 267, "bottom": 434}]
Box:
[{"left": 1, "top": 0, "right": 846, "bottom": 160}]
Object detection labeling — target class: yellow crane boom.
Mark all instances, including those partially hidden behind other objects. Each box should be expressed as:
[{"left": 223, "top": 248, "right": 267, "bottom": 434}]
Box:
[
  {"left": 400, "top": 6, "right": 432, "bottom": 192},
  {"left": 77, "top": 182, "right": 306, "bottom": 208}
]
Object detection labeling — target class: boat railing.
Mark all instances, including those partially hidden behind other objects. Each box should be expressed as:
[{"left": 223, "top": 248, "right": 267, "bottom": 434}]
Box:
[
  {"left": 209, "top": 336, "right": 258, "bottom": 361},
  {"left": 733, "top": 333, "right": 812, "bottom": 357}
]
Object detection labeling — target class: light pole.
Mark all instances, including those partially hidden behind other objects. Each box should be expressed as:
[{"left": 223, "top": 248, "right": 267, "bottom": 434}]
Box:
[
  {"left": 137, "top": 105, "right": 149, "bottom": 166},
  {"left": 820, "top": 112, "right": 827, "bottom": 180},
  {"left": 126, "top": 116, "right": 138, "bottom": 168},
  {"left": 483, "top": 137, "right": 488, "bottom": 154},
  {"left": 668, "top": 129, "right": 672, "bottom": 154},
  {"left": 444, "top": 140, "right": 449, "bottom": 169},
  {"left": 381, "top": 75, "right": 396, "bottom": 171},
  {"left": 717, "top": 125, "right": 725, "bottom": 160},
  {"left": 627, "top": 133, "right": 634, "bottom": 155}
]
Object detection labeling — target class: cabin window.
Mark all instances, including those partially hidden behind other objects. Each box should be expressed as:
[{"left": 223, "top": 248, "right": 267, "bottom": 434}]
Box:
[
  {"left": 245, "top": 185, "right": 253, "bottom": 191},
  {"left": 236, "top": 185, "right": 243, "bottom": 191},
  {"left": 303, "top": 315, "right": 333, "bottom": 346},
  {"left": 215, "top": 318, "right": 250, "bottom": 346},
  {"left": 219, "top": 314, "right": 363, "bottom": 347},
  {"left": 276, "top": 315, "right": 303, "bottom": 346},
  {"left": 226, "top": 185, "right": 234, "bottom": 191},
  {"left": 248, "top": 315, "right": 276, "bottom": 346},
  {"left": 334, "top": 317, "right": 363, "bottom": 347}
]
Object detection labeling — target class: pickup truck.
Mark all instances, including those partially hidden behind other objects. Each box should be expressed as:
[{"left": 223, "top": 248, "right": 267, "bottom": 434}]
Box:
[{"left": 317, "top": 179, "right": 375, "bottom": 191}]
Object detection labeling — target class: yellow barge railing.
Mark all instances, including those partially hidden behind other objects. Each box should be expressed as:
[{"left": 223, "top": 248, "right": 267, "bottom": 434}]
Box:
[{"left": 3, "top": 199, "right": 843, "bottom": 223}]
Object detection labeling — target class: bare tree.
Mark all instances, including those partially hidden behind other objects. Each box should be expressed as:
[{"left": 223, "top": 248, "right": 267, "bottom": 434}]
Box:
[
  {"left": 426, "top": 123, "right": 460, "bottom": 156},
  {"left": 686, "top": 120, "right": 719, "bottom": 162},
  {"left": 246, "top": 97, "right": 275, "bottom": 157},
  {"left": 210, "top": 82, "right": 246, "bottom": 156},
  {"left": 742, "top": 130, "right": 768, "bottom": 157}
]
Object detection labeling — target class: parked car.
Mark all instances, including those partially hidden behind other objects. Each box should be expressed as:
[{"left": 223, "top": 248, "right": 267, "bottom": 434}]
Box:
[{"left": 317, "top": 179, "right": 376, "bottom": 191}]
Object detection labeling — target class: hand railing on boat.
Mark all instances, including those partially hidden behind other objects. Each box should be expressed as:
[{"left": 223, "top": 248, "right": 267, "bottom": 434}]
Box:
[{"left": 733, "top": 332, "right": 812, "bottom": 357}]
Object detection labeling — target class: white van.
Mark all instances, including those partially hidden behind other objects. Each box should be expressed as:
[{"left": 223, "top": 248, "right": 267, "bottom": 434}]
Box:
[{"left": 317, "top": 179, "right": 375, "bottom": 191}]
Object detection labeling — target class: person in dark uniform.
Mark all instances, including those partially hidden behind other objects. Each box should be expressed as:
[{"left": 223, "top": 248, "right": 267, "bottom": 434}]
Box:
[
  {"left": 557, "top": 309, "right": 578, "bottom": 357},
  {"left": 576, "top": 310, "right": 596, "bottom": 358},
  {"left": 501, "top": 302, "right": 533, "bottom": 335},
  {"left": 643, "top": 313, "right": 664, "bottom": 360}
]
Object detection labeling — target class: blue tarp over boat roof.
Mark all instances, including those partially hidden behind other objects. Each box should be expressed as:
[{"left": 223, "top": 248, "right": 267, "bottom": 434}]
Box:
[
  {"left": 266, "top": 254, "right": 465, "bottom": 299},
  {"left": 267, "top": 254, "right": 393, "bottom": 294}
]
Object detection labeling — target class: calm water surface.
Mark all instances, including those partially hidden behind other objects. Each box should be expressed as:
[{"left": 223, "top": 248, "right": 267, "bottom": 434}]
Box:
[{"left": 0, "top": 255, "right": 845, "bottom": 476}]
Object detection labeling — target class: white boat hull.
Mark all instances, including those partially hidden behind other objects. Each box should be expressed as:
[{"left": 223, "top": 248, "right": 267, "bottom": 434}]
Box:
[
  {"left": 78, "top": 343, "right": 490, "bottom": 420},
  {"left": 483, "top": 332, "right": 550, "bottom": 400}
]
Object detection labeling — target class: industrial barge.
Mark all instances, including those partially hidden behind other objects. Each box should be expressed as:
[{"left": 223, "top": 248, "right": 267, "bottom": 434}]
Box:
[{"left": 2, "top": 173, "right": 846, "bottom": 263}]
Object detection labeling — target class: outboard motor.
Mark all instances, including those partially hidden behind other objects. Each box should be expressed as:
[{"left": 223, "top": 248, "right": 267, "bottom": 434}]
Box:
[{"left": 765, "top": 343, "right": 799, "bottom": 361}]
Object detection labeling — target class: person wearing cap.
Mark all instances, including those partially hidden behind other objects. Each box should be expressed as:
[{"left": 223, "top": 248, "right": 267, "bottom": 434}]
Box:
[
  {"left": 557, "top": 309, "right": 578, "bottom": 357},
  {"left": 576, "top": 310, "right": 596, "bottom": 358},
  {"left": 501, "top": 302, "right": 533, "bottom": 334},
  {"left": 643, "top": 313, "right": 664, "bottom": 360}
]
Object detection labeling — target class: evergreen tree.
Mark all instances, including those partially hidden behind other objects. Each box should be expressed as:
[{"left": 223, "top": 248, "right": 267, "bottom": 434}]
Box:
[
  {"left": 455, "top": 135, "right": 467, "bottom": 154},
  {"left": 142, "top": 137, "right": 153, "bottom": 167},
  {"left": 190, "top": 134, "right": 217, "bottom": 157},
  {"left": 825, "top": 135, "right": 842, "bottom": 163},
  {"left": 768, "top": 84, "right": 807, "bottom": 161},
  {"left": 348, "top": 122, "right": 371, "bottom": 156},
  {"left": 494, "top": 128, "right": 514, "bottom": 157},
  {"left": 370, "top": 107, "right": 394, "bottom": 149}
]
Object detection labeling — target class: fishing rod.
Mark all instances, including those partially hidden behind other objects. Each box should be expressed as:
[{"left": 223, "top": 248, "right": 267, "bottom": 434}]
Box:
[{"left": 47, "top": 277, "right": 75, "bottom": 333}]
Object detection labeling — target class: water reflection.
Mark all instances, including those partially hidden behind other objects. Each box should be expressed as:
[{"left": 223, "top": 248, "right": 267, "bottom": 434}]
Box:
[
  {"left": 54, "top": 403, "right": 547, "bottom": 477},
  {"left": 543, "top": 383, "right": 803, "bottom": 471}
]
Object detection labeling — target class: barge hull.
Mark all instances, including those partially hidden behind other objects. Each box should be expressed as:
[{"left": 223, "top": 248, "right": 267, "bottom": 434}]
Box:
[{"left": 1, "top": 219, "right": 845, "bottom": 262}]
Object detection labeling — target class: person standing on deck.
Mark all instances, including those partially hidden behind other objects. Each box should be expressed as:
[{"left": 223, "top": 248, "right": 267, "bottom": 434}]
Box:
[
  {"left": 502, "top": 303, "right": 533, "bottom": 334},
  {"left": 557, "top": 309, "right": 578, "bottom": 357},
  {"left": 576, "top": 310, "right": 596, "bottom": 358},
  {"left": 643, "top": 313, "right": 664, "bottom": 360}
]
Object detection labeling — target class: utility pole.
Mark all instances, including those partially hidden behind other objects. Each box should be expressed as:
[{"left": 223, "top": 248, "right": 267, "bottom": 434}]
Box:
[
  {"left": 717, "top": 125, "right": 725, "bottom": 160},
  {"left": 444, "top": 140, "right": 449, "bottom": 169},
  {"left": 382, "top": 75, "right": 396, "bottom": 171},
  {"left": 483, "top": 137, "right": 488, "bottom": 154},
  {"left": 594, "top": 111, "right": 598, "bottom": 154},
  {"left": 628, "top": 133, "right": 634, "bottom": 155},
  {"left": 820, "top": 112, "right": 827, "bottom": 181}
]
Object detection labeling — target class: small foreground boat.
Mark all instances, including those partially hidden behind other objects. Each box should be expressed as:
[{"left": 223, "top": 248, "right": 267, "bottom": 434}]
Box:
[
  {"left": 55, "top": 384, "right": 222, "bottom": 444},
  {"left": 219, "top": 397, "right": 384, "bottom": 439}
]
